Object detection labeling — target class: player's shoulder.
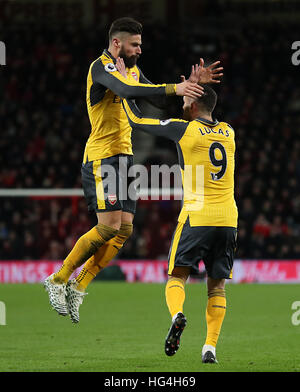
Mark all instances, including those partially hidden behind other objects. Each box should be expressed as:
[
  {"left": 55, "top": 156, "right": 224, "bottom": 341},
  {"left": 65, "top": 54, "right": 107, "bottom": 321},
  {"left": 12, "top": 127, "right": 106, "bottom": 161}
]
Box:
[
  {"left": 89, "top": 51, "right": 116, "bottom": 72},
  {"left": 161, "top": 118, "right": 189, "bottom": 127},
  {"left": 218, "top": 121, "right": 235, "bottom": 133}
]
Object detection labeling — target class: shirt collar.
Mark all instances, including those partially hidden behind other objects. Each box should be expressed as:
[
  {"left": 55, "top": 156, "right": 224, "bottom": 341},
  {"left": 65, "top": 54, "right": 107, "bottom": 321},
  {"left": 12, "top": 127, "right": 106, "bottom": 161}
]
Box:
[
  {"left": 196, "top": 117, "right": 219, "bottom": 126},
  {"left": 103, "top": 49, "right": 116, "bottom": 63}
]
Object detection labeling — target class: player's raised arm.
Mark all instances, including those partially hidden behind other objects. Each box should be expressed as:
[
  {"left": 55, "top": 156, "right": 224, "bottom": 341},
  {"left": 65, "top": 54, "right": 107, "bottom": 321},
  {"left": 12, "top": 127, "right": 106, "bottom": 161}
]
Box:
[
  {"left": 114, "top": 59, "right": 168, "bottom": 109},
  {"left": 122, "top": 99, "right": 189, "bottom": 142},
  {"left": 186, "top": 58, "right": 224, "bottom": 84},
  {"left": 91, "top": 58, "right": 204, "bottom": 100},
  {"left": 135, "top": 65, "right": 167, "bottom": 110}
]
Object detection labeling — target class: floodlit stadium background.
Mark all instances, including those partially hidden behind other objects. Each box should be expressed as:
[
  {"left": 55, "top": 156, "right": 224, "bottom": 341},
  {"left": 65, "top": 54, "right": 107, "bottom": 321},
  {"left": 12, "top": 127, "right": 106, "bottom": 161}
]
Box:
[{"left": 1, "top": 0, "right": 300, "bottom": 283}]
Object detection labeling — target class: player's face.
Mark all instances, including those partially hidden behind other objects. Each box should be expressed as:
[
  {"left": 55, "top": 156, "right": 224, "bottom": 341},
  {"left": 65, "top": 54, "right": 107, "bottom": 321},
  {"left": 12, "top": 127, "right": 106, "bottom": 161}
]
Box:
[{"left": 119, "top": 34, "right": 142, "bottom": 68}]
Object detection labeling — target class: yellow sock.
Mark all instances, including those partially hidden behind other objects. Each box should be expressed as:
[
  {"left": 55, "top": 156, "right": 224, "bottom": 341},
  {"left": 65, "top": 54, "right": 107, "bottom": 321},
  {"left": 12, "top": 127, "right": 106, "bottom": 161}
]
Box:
[
  {"left": 75, "top": 223, "right": 133, "bottom": 290},
  {"left": 97, "top": 223, "right": 133, "bottom": 269},
  {"left": 52, "top": 223, "right": 118, "bottom": 284},
  {"left": 74, "top": 267, "right": 96, "bottom": 291},
  {"left": 165, "top": 277, "right": 185, "bottom": 318},
  {"left": 205, "top": 288, "right": 226, "bottom": 347}
]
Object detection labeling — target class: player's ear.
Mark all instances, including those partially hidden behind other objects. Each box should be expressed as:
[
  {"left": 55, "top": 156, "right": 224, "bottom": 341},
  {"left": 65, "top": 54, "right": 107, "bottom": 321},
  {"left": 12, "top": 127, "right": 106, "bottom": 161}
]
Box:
[
  {"left": 183, "top": 95, "right": 193, "bottom": 107},
  {"left": 112, "top": 37, "right": 121, "bottom": 49}
]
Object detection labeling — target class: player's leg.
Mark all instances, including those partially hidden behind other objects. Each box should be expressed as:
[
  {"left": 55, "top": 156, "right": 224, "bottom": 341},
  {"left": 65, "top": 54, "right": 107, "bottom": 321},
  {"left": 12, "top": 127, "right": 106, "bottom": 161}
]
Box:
[
  {"left": 53, "top": 211, "right": 121, "bottom": 284},
  {"left": 74, "top": 211, "right": 134, "bottom": 291},
  {"left": 202, "top": 226, "right": 237, "bottom": 363},
  {"left": 50, "top": 157, "right": 122, "bottom": 285},
  {"left": 165, "top": 265, "right": 191, "bottom": 357},
  {"left": 202, "top": 277, "right": 226, "bottom": 364},
  {"left": 74, "top": 155, "right": 136, "bottom": 289},
  {"left": 165, "top": 220, "right": 210, "bottom": 322},
  {"left": 62, "top": 210, "right": 123, "bottom": 323},
  {"left": 165, "top": 217, "right": 200, "bottom": 356},
  {"left": 44, "top": 157, "right": 121, "bottom": 316},
  {"left": 164, "top": 266, "right": 190, "bottom": 356},
  {"left": 64, "top": 156, "right": 136, "bottom": 322},
  {"left": 165, "top": 266, "right": 190, "bottom": 320},
  {"left": 74, "top": 151, "right": 136, "bottom": 291},
  {"left": 44, "top": 212, "right": 120, "bottom": 317}
]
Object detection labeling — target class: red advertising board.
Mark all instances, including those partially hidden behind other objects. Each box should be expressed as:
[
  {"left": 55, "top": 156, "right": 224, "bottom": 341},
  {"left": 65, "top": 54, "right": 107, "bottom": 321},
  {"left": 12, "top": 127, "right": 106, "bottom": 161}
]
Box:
[{"left": 0, "top": 260, "right": 300, "bottom": 283}]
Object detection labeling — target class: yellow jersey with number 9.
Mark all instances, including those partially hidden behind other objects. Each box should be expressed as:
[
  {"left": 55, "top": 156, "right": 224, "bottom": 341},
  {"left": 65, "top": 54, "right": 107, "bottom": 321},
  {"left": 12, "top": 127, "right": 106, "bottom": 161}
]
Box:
[
  {"left": 122, "top": 99, "right": 238, "bottom": 228},
  {"left": 177, "top": 118, "right": 238, "bottom": 227}
]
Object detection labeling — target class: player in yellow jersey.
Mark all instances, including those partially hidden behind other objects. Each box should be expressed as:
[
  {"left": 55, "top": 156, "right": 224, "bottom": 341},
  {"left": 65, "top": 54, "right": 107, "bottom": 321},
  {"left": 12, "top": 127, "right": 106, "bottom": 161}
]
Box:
[
  {"left": 44, "top": 17, "right": 223, "bottom": 323},
  {"left": 121, "top": 83, "right": 238, "bottom": 364}
]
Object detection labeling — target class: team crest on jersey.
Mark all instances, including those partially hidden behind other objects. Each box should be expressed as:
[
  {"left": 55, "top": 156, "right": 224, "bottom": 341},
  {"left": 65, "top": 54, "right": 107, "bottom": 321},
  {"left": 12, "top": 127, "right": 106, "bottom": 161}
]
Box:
[
  {"left": 160, "top": 119, "right": 172, "bottom": 126},
  {"left": 108, "top": 194, "right": 117, "bottom": 205},
  {"left": 131, "top": 71, "right": 138, "bottom": 81},
  {"left": 104, "top": 63, "right": 117, "bottom": 73}
]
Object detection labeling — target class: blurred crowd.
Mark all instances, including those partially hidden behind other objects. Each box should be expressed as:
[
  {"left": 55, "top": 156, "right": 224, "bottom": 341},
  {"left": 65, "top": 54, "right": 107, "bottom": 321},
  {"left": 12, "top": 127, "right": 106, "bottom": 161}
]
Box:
[{"left": 1, "top": 16, "right": 300, "bottom": 260}]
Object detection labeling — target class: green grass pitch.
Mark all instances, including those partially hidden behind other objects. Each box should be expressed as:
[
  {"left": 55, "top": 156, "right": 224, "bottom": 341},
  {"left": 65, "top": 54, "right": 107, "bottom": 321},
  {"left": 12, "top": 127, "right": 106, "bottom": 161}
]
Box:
[{"left": 0, "top": 282, "right": 300, "bottom": 372}]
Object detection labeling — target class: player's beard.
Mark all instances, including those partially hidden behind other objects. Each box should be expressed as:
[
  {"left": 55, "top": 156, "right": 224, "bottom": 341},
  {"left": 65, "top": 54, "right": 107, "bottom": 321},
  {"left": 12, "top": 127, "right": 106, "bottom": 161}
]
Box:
[{"left": 119, "top": 49, "right": 139, "bottom": 68}]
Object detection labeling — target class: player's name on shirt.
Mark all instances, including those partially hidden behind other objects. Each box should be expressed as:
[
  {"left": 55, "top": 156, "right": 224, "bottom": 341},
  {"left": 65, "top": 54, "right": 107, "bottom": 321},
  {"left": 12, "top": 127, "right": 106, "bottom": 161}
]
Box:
[{"left": 199, "top": 126, "right": 231, "bottom": 137}]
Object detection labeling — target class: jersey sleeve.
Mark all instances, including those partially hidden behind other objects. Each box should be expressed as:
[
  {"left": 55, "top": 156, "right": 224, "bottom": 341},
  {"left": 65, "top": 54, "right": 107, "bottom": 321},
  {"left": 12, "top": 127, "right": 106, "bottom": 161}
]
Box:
[
  {"left": 91, "top": 59, "right": 177, "bottom": 99},
  {"left": 122, "top": 99, "right": 189, "bottom": 142}
]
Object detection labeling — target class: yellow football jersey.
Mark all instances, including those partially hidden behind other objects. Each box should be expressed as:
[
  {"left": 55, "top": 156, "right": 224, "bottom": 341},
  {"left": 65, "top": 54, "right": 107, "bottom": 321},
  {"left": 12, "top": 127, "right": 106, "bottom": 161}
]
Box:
[
  {"left": 122, "top": 99, "right": 238, "bottom": 228},
  {"left": 83, "top": 50, "right": 176, "bottom": 163},
  {"left": 176, "top": 118, "right": 237, "bottom": 227}
]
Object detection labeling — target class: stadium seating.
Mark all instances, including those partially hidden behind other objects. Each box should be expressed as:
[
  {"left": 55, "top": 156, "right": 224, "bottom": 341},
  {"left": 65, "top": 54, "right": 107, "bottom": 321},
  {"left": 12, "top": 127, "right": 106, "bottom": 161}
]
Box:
[{"left": 1, "top": 19, "right": 299, "bottom": 260}]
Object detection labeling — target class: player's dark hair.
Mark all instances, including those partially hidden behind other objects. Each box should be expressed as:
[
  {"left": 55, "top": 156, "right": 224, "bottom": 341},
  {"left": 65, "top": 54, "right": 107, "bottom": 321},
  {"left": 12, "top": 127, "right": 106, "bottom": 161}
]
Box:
[
  {"left": 109, "top": 17, "right": 143, "bottom": 41},
  {"left": 197, "top": 84, "right": 217, "bottom": 113}
]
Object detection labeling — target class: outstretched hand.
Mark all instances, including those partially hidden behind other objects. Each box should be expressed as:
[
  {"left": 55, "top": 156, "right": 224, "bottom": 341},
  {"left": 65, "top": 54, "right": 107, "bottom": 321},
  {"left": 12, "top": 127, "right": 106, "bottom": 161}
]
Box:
[
  {"left": 188, "top": 58, "right": 223, "bottom": 84},
  {"left": 176, "top": 79, "right": 204, "bottom": 99}
]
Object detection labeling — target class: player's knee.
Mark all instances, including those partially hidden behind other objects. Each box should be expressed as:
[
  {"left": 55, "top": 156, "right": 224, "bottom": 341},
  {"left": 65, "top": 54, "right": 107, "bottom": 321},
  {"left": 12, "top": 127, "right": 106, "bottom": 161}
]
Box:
[
  {"left": 207, "top": 277, "right": 226, "bottom": 298},
  {"left": 207, "top": 277, "right": 225, "bottom": 291},
  {"left": 97, "top": 211, "right": 122, "bottom": 230},
  {"left": 95, "top": 222, "right": 119, "bottom": 243},
  {"left": 170, "top": 266, "right": 190, "bottom": 283},
  {"left": 114, "top": 222, "right": 133, "bottom": 246}
]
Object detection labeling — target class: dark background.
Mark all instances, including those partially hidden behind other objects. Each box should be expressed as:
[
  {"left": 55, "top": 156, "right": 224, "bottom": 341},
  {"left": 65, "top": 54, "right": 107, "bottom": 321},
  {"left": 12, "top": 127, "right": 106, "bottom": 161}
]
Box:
[{"left": 0, "top": 0, "right": 300, "bottom": 261}]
